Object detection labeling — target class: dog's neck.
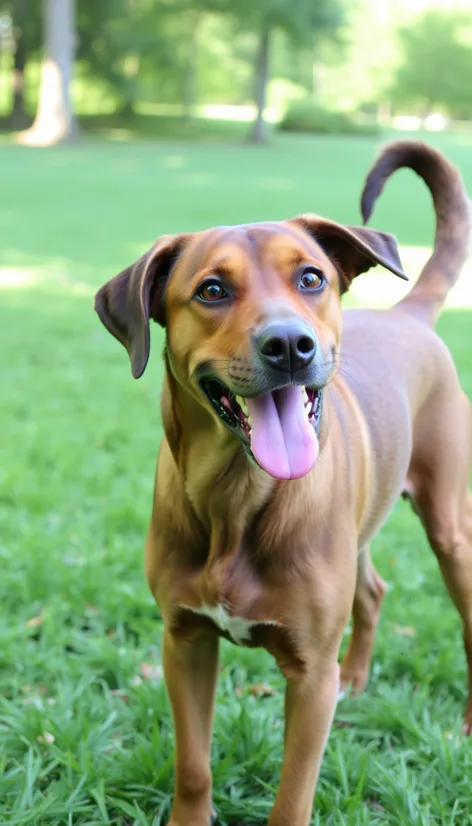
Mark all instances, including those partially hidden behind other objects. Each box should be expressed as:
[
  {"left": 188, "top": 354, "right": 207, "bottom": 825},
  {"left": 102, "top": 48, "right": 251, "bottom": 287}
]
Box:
[{"left": 156, "top": 363, "right": 379, "bottom": 579}]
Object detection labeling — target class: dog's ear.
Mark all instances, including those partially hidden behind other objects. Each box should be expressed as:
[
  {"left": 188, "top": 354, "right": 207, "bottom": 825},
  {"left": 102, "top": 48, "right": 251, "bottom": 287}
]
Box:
[
  {"left": 293, "top": 214, "right": 407, "bottom": 293},
  {"left": 94, "top": 233, "right": 191, "bottom": 378}
]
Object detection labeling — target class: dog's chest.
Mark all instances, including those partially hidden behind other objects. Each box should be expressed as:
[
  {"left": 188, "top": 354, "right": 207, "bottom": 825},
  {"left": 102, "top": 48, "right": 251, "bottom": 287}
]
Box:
[{"left": 182, "top": 602, "right": 279, "bottom": 645}]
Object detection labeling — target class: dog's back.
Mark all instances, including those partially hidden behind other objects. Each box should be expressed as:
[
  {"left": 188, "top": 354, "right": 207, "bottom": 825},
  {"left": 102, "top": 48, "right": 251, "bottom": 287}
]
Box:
[
  {"left": 338, "top": 141, "right": 471, "bottom": 548},
  {"left": 342, "top": 140, "right": 471, "bottom": 428}
]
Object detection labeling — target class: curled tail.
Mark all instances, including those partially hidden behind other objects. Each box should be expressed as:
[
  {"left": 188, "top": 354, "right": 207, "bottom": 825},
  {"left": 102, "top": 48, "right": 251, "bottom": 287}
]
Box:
[{"left": 361, "top": 140, "right": 471, "bottom": 326}]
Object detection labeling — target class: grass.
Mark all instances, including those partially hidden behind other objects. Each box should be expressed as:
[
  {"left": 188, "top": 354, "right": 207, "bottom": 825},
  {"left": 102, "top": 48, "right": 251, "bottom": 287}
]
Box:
[{"left": 1, "top": 130, "right": 472, "bottom": 825}]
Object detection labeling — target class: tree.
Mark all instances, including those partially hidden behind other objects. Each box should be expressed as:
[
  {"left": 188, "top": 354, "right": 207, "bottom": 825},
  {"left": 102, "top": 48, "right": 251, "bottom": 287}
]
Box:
[
  {"left": 392, "top": 10, "right": 472, "bottom": 119},
  {"left": 75, "top": 0, "right": 154, "bottom": 115},
  {"left": 0, "top": 0, "right": 41, "bottom": 127},
  {"left": 228, "top": 0, "right": 346, "bottom": 143},
  {"left": 252, "top": 24, "right": 271, "bottom": 143},
  {"left": 18, "top": 0, "right": 77, "bottom": 145},
  {"left": 306, "top": 0, "right": 403, "bottom": 119},
  {"left": 75, "top": 0, "right": 203, "bottom": 118},
  {"left": 10, "top": 0, "right": 28, "bottom": 126}
]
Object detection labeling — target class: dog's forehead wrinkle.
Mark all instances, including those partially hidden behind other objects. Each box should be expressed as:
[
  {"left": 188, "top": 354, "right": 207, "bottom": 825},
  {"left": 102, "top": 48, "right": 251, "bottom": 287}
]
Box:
[
  {"left": 176, "top": 228, "right": 225, "bottom": 277},
  {"left": 183, "top": 223, "right": 323, "bottom": 286},
  {"left": 185, "top": 228, "right": 256, "bottom": 277},
  {"left": 212, "top": 221, "right": 307, "bottom": 250}
]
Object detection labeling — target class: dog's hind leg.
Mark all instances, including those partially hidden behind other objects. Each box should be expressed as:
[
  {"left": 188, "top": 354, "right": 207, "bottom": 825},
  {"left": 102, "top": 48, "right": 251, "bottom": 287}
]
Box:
[
  {"left": 340, "top": 545, "right": 386, "bottom": 693},
  {"left": 413, "top": 488, "right": 472, "bottom": 735},
  {"left": 408, "top": 394, "right": 472, "bottom": 734}
]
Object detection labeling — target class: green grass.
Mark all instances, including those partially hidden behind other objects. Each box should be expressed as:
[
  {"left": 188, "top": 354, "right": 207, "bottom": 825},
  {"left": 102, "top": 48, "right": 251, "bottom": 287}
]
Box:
[{"left": 1, "top": 131, "right": 472, "bottom": 825}]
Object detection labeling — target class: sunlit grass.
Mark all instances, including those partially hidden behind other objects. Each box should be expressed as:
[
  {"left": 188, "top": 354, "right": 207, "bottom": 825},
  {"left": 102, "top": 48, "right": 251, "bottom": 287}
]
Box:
[
  {"left": 1, "top": 133, "right": 472, "bottom": 824},
  {"left": 350, "top": 246, "right": 472, "bottom": 309}
]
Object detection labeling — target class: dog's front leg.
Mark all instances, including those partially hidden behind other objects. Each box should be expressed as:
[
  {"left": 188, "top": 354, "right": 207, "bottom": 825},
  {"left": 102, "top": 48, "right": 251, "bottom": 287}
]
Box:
[
  {"left": 163, "top": 625, "right": 219, "bottom": 826},
  {"left": 268, "top": 657, "right": 340, "bottom": 826}
]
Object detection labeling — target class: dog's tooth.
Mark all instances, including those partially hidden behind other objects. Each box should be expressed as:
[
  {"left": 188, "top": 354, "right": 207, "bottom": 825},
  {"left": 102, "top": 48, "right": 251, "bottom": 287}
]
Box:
[
  {"left": 236, "top": 395, "right": 249, "bottom": 415},
  {"left": 302, "top": 388, "right": 309, "bottom": 405}
]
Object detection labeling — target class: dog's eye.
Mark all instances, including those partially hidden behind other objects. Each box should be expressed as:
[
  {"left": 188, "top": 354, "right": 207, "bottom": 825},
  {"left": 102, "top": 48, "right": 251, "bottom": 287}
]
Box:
[
  {"left": 299, "top": 267, "right": 325, "bottom": 291},
  {"left": 196, "top": 279, "right": 229, "bottom": 303}
]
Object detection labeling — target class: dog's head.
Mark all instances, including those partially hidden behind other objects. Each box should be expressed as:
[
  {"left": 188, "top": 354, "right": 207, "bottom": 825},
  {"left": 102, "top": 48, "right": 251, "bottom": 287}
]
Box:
[{"left": 95, "top": 217, "right": 405, "bottom": 481}]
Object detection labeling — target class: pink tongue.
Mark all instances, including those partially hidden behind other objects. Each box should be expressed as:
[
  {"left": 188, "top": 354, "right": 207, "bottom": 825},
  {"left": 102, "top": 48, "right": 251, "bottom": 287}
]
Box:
[{"left": 245, "top": 387, "right": 319, "bottom": 480}]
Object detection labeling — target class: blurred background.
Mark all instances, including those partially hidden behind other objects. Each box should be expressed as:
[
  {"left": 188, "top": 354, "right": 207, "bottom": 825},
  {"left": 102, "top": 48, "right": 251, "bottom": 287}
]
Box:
[
  {"left": 2, "top": 2, "right": 472, "bottom": 824},
  {"left": 2, "top": 0, "right": 472, "bottom": 144}
]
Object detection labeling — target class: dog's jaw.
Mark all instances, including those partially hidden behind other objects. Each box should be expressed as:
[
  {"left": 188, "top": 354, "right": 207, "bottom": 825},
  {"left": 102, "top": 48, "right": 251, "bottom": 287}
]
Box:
[{"left": 200, "top": 377, "right": 323, "bottom": 480}]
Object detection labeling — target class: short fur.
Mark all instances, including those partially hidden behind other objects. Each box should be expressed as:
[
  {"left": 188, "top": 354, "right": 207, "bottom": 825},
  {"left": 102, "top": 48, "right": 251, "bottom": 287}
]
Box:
[{"left": 95, "top": 140, "right": 472, "bottom": 826}]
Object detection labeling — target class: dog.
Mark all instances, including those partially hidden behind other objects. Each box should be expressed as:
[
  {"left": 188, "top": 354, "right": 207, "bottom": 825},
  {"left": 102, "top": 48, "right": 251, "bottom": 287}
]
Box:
[{"left": 95, "top": 140, "right": 472, "bottom": 826}]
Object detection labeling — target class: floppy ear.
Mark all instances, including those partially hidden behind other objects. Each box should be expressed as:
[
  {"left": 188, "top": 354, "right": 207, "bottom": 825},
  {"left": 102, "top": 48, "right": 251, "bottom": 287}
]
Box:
[
  {"left": 94, "top": 233, "right": 191, "bottom": 378},
  {"left": 293, "top": 214, "right": 407, "bottom": 294}
]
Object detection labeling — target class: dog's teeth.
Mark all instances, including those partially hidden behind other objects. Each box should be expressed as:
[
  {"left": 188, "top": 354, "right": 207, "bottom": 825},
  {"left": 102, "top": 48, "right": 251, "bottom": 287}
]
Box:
[
  {"left": 302, "top": 388, "right": 309, "bottom": 405},
  {"left": 236, "top": 396, "right": 249, "bottom": 416}
]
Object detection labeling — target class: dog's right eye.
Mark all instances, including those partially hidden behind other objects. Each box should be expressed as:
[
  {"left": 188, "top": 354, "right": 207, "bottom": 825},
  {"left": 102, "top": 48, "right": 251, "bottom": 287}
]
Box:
[{"left": 196, "top": 278, "right": 229, "bottom": 304}]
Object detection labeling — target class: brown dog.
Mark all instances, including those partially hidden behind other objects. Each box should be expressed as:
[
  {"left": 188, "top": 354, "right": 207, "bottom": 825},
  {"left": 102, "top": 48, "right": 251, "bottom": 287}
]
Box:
[{"left": 95, "top": 140, "right": 472, "bottom": 826}]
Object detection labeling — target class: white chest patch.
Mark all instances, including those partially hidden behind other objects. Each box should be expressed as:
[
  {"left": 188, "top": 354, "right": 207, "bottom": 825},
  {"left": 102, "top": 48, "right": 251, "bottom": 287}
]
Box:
[{"left": 182, "top": 603, "right": 279, "bottom": 645}]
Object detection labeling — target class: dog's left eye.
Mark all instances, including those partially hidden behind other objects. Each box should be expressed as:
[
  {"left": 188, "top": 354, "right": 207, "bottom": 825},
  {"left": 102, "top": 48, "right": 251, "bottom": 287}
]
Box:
[
  {"left": 196, "top": 279, "right": 229, "bottom": 303},
  {"left": 299, "top": 266, "right": 325, "bottom": 291}
]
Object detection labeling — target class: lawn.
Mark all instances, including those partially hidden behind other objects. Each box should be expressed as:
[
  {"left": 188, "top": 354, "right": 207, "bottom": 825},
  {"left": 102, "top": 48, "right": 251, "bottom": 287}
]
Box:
[{"left": 1, "top": 130, "right": 472, "bottom": 825}]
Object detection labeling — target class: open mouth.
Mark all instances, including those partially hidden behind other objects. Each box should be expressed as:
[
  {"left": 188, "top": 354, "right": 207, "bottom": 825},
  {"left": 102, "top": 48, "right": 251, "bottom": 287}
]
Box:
[{"left": 201, "top": 378, "right": 322, "bottom": 481}]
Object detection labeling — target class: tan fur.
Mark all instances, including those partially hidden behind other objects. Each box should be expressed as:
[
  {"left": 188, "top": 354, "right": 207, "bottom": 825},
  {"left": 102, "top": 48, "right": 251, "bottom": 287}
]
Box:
[{"left": 95, "top": 140, "right": 472, "bottom": 825}]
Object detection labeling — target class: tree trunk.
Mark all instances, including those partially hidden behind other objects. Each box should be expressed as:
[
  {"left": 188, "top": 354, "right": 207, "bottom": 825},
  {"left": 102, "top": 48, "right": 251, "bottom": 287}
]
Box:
[
  {"left": 376, "top": 102, "right": 391, "bottom": 126},
  {"left": 8, "top": 0, "right": 29, "bottom": 129},
  {"left": 311, "top": 52, "right": 323, "bottom": 101},
  {"left": 250, "top": 25, "right": 271, "bottom": 144},
  {"left": 18, "top": 0, "right": 77, "bottom": 146}
]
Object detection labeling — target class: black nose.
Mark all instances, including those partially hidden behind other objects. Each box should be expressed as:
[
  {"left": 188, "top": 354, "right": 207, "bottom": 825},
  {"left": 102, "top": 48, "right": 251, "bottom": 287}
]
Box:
[{"left": 256, "top": 322, "right": 317, "bottom": 373}]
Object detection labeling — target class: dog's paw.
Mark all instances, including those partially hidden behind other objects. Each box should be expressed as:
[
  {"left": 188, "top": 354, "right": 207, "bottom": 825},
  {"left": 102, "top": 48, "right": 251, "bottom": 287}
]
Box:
[
  {"left": 166, "top": 816, "right": 214, "bottom": 826},
  {"left": 339, "top": 666, "right": 369, "bottom": 695},
  {"left": 166, "top": 806, "right": 217, "bottom": 826}
]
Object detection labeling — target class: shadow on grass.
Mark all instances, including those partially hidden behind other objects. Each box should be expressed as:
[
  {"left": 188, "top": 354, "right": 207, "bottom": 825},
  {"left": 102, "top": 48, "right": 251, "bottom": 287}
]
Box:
[{"left": 0, "top": 112, "right": 255, "bottom": 143}]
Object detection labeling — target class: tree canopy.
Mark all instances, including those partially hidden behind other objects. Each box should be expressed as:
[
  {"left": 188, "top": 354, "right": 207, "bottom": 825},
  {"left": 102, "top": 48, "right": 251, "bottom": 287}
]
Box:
[{"left": 392, "top": 10, "right": 472, "bottom": 118}]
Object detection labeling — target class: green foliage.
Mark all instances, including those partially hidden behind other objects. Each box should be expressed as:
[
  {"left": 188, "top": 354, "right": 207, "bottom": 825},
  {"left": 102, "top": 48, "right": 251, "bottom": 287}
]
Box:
[
  {"left": 310, "top": 0, "right": 402, "bottom": 115},
  {"left": 192, "top": 15, "right": 254, "bottom": 105},
  {"left": 72, "top": 1, "right": 275, "bottom": 112},
  {"left": 392, "top": 10, "right": 472, "bottom": 117},
  {"left": 279, "top": 98, "right": 380, "bottom": 135},
  {"left": 0, "top": 0, "right": 42, "bottom": 116},
  {"left": 76, "top": 0, "right": 186, "bottom": 109},
  {"left": 2, "top": 133, "right": 472, "bottom": 822},
  {"left": 228, "top": 0, "right": 345, "bottom": 46},
  {"left": 0, "top": 0, "right": 42, "bottom": 53}
]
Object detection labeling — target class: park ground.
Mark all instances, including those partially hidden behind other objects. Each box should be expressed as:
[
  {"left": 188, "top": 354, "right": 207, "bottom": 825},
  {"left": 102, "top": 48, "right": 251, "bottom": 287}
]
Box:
[{"left": 1, "top": 129, "right": 472, "bottom": 825}]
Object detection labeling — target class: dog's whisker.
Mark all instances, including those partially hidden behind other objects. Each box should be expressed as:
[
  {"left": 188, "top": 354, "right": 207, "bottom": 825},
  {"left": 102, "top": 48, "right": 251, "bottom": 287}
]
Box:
[{"left": 334, "top": 351, "right": 367, "bottom": 371}]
